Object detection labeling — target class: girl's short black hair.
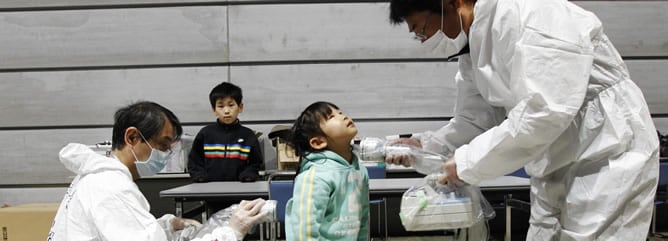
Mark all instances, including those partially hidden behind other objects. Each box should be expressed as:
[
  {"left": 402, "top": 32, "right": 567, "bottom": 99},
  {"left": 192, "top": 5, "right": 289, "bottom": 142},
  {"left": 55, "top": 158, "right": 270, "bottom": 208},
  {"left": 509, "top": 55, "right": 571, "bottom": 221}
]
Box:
[{"left": 289, "top": 101, "right": 340, "bottom": 160}]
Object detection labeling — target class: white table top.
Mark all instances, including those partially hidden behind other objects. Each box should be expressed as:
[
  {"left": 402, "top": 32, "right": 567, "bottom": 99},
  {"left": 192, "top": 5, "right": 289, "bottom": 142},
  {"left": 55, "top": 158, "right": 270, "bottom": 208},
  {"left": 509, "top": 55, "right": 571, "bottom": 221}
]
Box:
[{"left": 160, "top": 176, "right": 529, "bottom": 200}]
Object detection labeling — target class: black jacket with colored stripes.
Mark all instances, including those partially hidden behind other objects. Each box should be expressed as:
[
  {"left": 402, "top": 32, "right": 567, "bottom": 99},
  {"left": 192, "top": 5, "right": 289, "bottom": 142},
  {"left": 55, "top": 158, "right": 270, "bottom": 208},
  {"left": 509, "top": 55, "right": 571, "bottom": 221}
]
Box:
[{"left": 188, "top": 119, "right": 264, "bottom": 182}]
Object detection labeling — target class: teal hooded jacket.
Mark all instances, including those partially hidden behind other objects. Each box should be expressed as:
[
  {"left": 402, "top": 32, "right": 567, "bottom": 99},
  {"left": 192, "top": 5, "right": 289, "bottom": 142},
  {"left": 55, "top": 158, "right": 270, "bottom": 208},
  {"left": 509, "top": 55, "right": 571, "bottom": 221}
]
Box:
[{"left": 285, "top": 150, "right": 370, "bottom": 241}]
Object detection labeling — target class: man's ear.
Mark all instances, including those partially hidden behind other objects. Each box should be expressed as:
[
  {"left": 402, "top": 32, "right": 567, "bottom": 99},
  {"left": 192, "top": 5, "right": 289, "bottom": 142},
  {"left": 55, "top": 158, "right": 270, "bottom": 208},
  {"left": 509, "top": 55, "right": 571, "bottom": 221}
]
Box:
[
  {"left": 309, "top": 136, "right": 328, "bottom": 150},
  {"left": 238, "top": 102, "right": 244, "bottom": 113},
  {"left": 124, "top": 127, "right": 140, "bottom": 146}
]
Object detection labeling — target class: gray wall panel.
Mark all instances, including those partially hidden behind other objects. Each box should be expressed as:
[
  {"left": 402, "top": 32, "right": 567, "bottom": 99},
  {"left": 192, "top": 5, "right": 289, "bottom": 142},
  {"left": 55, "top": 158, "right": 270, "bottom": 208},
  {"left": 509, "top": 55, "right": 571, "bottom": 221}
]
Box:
[
  {"left": 230, "top": 62, "right": 459, "bottom": 120},
  {"left": 0, "top": 0, "right": 223, "bottom": 8},
  {"left": 0, "top": 128, "right": 110, "bottom": 185},
  {"left": 1, "top": 2, "right": 664, "bottom": 70},
  {"left": 0, "top": 6, "right": 228, "bottom": 70},
  {"left": 0, "top": 126, "right": 205, "bottom": 185},
  {"left": 0, "top": 62, "right": 457, "bottom": 128},
  {"left": 576, "top": 1, "right": 668, "bottom": 57},
  {"left": 0, "top": 67, "right": 228, "bottom": 127},
  {"left": 0, "top": 187, "right": 67, "bottom": 205},
  {"left": 228, "top": 1, "right": 668, "bottom": 62},
  {"left": 228, "top": 3, "right": 424, "bottom": 61},
  {"left": 656, "top": 118, "right": 668, "bottom": 133},
  {"left": 1, "top": 60, "right": 665, "bottom": 128},
  {"left": 627, "top": 60, "right": 668, "bottom": 114}
]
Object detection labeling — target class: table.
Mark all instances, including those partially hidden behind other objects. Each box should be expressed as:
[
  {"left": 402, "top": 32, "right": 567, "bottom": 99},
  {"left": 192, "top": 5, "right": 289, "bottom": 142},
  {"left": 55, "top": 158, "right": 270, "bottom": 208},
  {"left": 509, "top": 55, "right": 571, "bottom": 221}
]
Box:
[{"left": 160, "top": 176, "right": 530, "bottom": 217}]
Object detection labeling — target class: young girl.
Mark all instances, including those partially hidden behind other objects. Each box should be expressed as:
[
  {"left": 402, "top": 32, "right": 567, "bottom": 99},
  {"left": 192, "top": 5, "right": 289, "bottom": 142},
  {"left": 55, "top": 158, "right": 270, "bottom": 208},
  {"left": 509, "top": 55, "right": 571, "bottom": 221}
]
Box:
[{"left": 285, "top": 101, "right": 370, "bottom": 241}]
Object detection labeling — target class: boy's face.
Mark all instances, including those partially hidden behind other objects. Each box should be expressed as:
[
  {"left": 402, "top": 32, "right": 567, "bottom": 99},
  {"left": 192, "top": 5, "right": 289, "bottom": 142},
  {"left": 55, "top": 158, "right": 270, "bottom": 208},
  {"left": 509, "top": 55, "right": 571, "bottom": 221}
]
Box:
[
  {"left": 213, "top": 96, "right": 243, "bottom": 125},
  {"left": 319, "top": 107, "right": 358, "bottom": 147}
]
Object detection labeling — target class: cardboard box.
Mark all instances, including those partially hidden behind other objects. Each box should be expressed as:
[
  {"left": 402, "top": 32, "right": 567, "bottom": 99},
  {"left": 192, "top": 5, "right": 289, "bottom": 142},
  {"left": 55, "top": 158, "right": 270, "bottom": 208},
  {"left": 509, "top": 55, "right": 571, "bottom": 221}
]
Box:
[
  {"left": 268, "top": 125, "right": 300, "bottom": 171},
  {"left": 276, "top": 138, "right": 299, "bottom": 171},
  {"left": 0, "top": 203, "right": 59, "bottom": 241}
]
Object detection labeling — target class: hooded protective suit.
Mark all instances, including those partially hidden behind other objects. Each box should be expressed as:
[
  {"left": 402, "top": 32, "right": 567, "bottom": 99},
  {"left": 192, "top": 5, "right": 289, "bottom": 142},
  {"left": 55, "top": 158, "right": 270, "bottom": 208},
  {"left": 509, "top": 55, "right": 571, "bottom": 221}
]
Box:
[
  {"left": 416, "top": 0, "right": 660, "bottom": 239},
  {"left": 47, "top": 143, "right": 182, "bottom": 241}
]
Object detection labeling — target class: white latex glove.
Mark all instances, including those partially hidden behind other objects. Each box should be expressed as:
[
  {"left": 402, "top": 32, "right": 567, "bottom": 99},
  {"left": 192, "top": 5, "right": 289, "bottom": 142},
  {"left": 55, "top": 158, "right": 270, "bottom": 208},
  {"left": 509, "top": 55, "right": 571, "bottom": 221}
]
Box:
[
  {"left": 157, "top": 214, "right": 201, "bottom": 240},
  {"left": 384, "top": 137, "right": 422, "bottom": 167},
  {"left": 437, "top": 157, "right": 464, "bottom": 188},
  {"left": 170, "top": 216, "right": 202, "bottom": 231},
  {"left": 228, "top": 198, "right": 270, "bottom": 240}
]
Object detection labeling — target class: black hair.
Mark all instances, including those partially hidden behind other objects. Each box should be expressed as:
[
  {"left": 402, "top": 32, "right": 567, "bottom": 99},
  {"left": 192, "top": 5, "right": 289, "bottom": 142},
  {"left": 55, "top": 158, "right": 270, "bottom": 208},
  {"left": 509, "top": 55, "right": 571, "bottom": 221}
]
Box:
[
  {"left": 389, "top": 0, "right": 443, "bottom": 24},
  {"left": 111, "top": 101, "right": 183, "bottom": 150},
  {"left": 209, "top": 82, "right": 243, "bottom": 108},
  {"left": 289, "top": 101, "right": 340, "bottom": 160}
]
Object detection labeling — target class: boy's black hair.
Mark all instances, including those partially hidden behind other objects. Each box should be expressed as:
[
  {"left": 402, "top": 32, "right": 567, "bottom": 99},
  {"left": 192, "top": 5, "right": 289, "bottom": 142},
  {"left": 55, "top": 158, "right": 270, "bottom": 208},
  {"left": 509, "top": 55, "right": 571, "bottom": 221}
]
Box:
[
  {"left": 209, "top": 82, "right": 243, "bottom": 108},
  {"left": 111, "top": 101, "right": 183, "bottom": 150},
  {"left": 389, "top": 0, "right": 443, "bottom": 24},
  {"left": 289, "top": 101, "right": 340, "bottom": 161}
]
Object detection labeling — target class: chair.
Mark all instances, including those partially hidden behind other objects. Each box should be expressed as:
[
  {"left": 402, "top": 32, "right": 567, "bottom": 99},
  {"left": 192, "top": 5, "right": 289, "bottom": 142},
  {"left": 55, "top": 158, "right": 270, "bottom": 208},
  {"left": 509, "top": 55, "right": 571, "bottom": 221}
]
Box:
[
  {"left": 504, "top": 167, "right": 530, "bottom": 241},
  {"left": 264, "top": 172, "right": 295, "bottom": 241},
  {"left": 508, "top": 167, "right": 528, "bottom": 178},
  {"left": 366, "top": 164, "right": 389, "bottom": 241},
  {"left": 651, "top": 162, "right": 668, "bottom": 235}
]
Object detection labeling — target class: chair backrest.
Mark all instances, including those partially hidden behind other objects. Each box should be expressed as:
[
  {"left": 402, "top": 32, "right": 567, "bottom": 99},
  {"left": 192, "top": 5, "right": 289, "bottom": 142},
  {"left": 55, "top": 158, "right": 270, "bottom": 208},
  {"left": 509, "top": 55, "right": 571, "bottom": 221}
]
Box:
[
  {"left": 508, "top": 167, "right": 529, "bottom": 178},
  {"left": 366, "top": 165, "right": 386, "bottom": 179},
  {"left": 268, "top": 173, "right": 295, "bottom": 222},
  {"left": 659, "top": 162, "right": 668, "bottom": 186}
]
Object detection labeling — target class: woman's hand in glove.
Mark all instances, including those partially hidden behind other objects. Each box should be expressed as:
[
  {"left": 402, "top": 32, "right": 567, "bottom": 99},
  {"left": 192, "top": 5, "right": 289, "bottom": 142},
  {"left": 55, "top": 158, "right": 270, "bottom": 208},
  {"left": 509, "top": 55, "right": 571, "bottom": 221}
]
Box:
[
  {"left": 229, "top": 198, "right": 269, "bottom": 239},
  {"left": 169, "top": 217, "right": 201, "bottom": 231}
]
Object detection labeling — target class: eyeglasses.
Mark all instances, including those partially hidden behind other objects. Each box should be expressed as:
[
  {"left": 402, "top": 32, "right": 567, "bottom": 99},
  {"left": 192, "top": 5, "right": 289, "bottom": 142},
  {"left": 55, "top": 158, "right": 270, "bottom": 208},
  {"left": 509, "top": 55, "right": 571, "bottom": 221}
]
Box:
[
  {"left": 137, "top": 130, "right": 175, "bottom": 157},
  {"left": 413, "top": 14, "right": 430, "bottom": 41}
]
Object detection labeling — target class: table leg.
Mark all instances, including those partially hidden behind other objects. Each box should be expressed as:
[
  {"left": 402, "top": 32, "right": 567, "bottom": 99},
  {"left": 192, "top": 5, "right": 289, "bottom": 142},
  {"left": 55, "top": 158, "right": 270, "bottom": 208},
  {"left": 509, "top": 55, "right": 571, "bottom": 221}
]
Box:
[
  {"left": 175, "top": 199, "right": 183, "bottom": 217},
  {"left": 505, "top": 194, "right": 511, "bottom": 241}
]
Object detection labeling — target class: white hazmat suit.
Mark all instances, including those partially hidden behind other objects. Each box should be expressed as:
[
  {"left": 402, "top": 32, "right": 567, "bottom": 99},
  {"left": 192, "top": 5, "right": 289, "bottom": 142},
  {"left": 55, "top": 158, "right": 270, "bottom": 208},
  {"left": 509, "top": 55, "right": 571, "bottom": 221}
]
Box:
[
  {"left": 48, "top": 143, "right": 176, "bottom": 241},
  {"left": 416, "top": 0, "right": 660, "bottom": 239},
  {"left": 47, "top": 143, "right": 241, "bottom": 241}
]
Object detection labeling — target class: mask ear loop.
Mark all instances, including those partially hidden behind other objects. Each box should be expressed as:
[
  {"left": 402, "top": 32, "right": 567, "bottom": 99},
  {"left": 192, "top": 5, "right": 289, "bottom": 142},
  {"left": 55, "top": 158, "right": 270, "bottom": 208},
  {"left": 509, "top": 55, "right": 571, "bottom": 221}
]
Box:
[
  {"left": 440, "top": 0, "right": 444, "bottom": 31},
  {"left": 457, "top": 7, "right": 464, "bottom": 33}
]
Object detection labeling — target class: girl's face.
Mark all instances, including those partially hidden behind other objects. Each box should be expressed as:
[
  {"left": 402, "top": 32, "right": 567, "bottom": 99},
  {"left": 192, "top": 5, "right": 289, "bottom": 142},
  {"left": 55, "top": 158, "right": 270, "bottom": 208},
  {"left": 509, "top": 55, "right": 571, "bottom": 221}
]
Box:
[{"left": 319, "top": 107, "right": 358, "bottom": 145}]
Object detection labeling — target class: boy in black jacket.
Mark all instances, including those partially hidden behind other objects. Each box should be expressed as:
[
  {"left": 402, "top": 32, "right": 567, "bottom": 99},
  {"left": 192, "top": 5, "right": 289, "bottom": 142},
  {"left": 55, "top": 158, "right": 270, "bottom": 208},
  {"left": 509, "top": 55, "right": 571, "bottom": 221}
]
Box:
[{"left": 188, "top": 82, "right": 264, "bottom": 183}]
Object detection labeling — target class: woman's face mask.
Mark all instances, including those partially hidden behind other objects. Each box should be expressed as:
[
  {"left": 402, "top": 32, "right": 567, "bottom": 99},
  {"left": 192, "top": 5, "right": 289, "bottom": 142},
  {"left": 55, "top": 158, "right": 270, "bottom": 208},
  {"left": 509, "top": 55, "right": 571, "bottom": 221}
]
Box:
[
  {"left": 422, "top": 8, "right": 468, "bottom": 57},
  {"left": 131, "top": 131, "right": 171, "bottom": 177}
]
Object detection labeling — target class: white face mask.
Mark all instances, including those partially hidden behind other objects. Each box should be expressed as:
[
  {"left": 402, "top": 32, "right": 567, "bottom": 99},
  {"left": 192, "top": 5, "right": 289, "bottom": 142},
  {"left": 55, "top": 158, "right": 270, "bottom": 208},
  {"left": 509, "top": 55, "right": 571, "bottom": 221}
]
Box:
[
  {"left": 131, "top": 131, "right": 171, "bottom": 177},
  {"left": 422, "top": 9, "right": 468, "bottom": 57}
]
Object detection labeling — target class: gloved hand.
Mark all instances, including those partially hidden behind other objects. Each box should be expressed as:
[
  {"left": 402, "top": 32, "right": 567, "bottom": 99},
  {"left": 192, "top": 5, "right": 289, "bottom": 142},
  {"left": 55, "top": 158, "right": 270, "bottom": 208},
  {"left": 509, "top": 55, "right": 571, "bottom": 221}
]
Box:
[
  {"left": 437, "top": 157, "right": 464, "bottom": 188},
  {"left": 169, "top": 216, "right": 202, "bottom": 231},
  {"left": 384, "top": 137, "right": 422, "bottom": 167},
  {"left": 227, "top": 198, "right": 270, "bottom": 240},
  {"left": 157, "top": 214, "right": 202, "bottom": 241}
]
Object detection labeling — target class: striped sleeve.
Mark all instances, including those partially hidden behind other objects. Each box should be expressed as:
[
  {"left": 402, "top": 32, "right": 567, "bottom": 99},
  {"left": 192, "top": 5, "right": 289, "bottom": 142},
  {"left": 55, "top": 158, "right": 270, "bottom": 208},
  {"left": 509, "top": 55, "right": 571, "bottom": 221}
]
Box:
[{"left": 291, "top": 168, "right": 332, "bottom": 241}]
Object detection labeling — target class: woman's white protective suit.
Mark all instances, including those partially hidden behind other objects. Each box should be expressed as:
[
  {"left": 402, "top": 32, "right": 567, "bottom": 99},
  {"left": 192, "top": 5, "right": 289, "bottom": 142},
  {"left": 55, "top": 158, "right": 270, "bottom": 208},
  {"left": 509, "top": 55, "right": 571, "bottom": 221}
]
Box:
[
  {"left": 48, "top": 143, "right": 183, "bottom": 241},
  {"left": 417, "top": 0, "right": 660, "bottom": 239}
]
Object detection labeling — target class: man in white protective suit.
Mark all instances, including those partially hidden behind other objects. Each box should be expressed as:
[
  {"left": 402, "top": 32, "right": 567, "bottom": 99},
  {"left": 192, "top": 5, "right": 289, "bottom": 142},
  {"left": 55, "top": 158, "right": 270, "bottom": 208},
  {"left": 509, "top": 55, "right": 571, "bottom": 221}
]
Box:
[
  {"left": 384, "top": 0, "right": 660, "bottom": 240},
  {"left": 48, "top": 101, "right": 267, "bottom": 241}
]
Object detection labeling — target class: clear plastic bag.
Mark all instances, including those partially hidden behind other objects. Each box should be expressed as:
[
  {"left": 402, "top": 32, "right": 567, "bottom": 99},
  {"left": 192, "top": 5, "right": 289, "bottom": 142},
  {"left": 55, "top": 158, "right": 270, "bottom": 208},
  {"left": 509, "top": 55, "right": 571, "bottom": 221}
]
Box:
[
  {"left": 399, "top": 175, "right": 495, "bottom": 231},
  {"left": 357, "top": 137, "right": 495, "bottom": 231},
  {"left": 176, "top": 200, "right": 276, "bottom": 241}
]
